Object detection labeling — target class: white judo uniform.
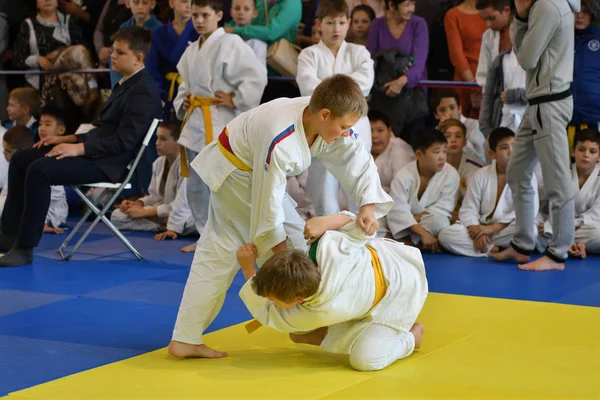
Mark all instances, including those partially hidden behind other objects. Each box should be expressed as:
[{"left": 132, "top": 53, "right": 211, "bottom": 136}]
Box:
[
  {"left": 172, "top": 97, "right": 393, "bottom": 345},
  {"left": 239, "top": 212, "right": 428, "bottom": 372},
  {"left": 296, "top": 40, "right": 374, "bottom": 216},
  {"left": 387, "top": 161, "right": 460, "bottom": 243},
  {"left": 461, "top": 115, "right": 489, "bottom": 166},
  {"left": 111, "top": 155, "right": 195, "bottom": 235},
  {"left": 438, "top": 161, "right": 538, "bottom": 257},
  {"left": 245, "top": 38, "right": 268, "bottom": 65},
  {"left": 541, "top": 163, "right": 600, "bottom": 254},
  {"left": 456, "top": 150, "right": 483, "bottom": 202},
  {"left": 0, "top": 185, "right": 68, "bottom": 228},
  {"left": 173, "top": 27, "right": 267, "bottom": 235}
]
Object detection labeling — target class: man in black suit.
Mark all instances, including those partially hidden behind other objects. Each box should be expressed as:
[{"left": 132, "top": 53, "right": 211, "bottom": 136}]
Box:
[{"left": 0, "top": 26, "right": 162, "bottom": 267}]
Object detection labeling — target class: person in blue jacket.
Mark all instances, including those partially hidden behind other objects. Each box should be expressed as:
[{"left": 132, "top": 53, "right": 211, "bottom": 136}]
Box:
[{"left": 568, "top": 0, "right": 600, "bottom": 152}]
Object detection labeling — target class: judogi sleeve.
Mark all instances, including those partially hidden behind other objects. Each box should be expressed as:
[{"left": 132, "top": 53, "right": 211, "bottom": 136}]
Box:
[
  {"left": 427, "top": 171, "right": 459, "bottom": 218},
  {"left": 459, "top": 169, "right": 484, "bottom": 227},
  {"left": 296, "top": 48, "right": 322, "bottom": 97},
  {"left": 167, "top": 176, "right": 193, "bottom": 234},
  {"left": 387, "top": 170, "right": 418, "bottom": 235},
  {"left": 349, "top": 46, "right": 374, "bottom": 96}
]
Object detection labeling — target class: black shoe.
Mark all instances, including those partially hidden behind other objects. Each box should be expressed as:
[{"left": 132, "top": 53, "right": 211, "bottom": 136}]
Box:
[
  {"left": 0, "top": 246, "right": 34, "bottom": 267},
  {"left": 0, "top": 233, "right": 16, "bottom": 252}
]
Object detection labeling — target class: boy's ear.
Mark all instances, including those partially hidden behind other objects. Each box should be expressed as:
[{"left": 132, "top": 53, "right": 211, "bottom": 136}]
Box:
[
  {"left": 216, "top": 10, "right": 223, "bottom": 22},
  {"left": 318, "top": 108, "right": 331, "bottom": 121},
  {"left": 252, "top": 9, "right": 258, "bottom": 18},
  {"left": 315, "top": 18, "right": 321, "bottom": 29},
  {"left": 58, "top": 124, "right": 66, "bottom": 136},
  {"left": 488, "top": 149, "right": 496, "bottom": 160},
  {"left": 125, "top": 0, "right": 132, "bottom": 9},
  {"left": 296, "top": 296, "right": 305, "bottom": 304},
  {"left": 415, "top": 149, "right": 423, "bottom": 159}
]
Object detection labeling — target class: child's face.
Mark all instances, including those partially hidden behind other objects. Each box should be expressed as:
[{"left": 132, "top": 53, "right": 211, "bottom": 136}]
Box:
[
  {"left": 37, "top": 0, "right": 58, "bottom": 13},
  {"left": 370, "top": 119, "right": 392, "bottom": 156},
  {"left": 38, "top": 115, "right": 66, "bottom": 142},
  {"left": 6, "top": 98, "right": 27, "bottom": 122},
  {"left": 170, "top": 0, "right": 192, "bottom": 20},
  {"left": 417, "top": 142, "right": 447, "bottom": 173},
  {"left": 491, "top": 136, "right": 514, "bottom": 169},
  {"left": 478, "top": 6, "right": 511, "bottom": 31},
  {"left": 319, "top": 14, "right": 350, "bottom": 48},
  {"left": 442, "top": 126, "right": 466, "bottom": 156},
  {"left": 389, "top": 0, "right": 415, "bottom": 22},
  {"left": 575, "top": 5, "right": 592, "bottom": 30},
  {"left": 318, "top": 111, "right": 360, "bottom": 144},
  {"left": 192, "top": 5, "right": 223, "bottom": 35},
  {"left": 434, "top": 97, "right": 461, "bottom": 122},
  {"left": 155, "top": 127, "right": 179, "bottom": 157},
  {"left": 2, "top": 141, "right": 16, "bottom": 162},
  {"left": 111, "top": 40, "right": 143, "bottom": 75},
  {"left": 574, "top": 140, "right": 600, "bottom": 170},
  {"left": 126, "top": 0, "right": 156, "bottom": 22},
  {"left": 231, "top": 0, "right": 257, "bottom": 27},
  {"left": 267, "top": 295, "right": 303, "bottom": 309},
  {"left": 311, "top": 25, "right": 322, "bottom": 44},
  {"left": 351, "top": 10, "right": 372, "bottom": 39}
]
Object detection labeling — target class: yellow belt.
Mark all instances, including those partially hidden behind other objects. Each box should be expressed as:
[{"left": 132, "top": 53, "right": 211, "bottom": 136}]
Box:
[
  {"left": 245, "top": 245, "right": 387, "bottom": 334},
  {"left": 567, "top": 124, "right": 588, "bottom": 158},
  {"left": 165, "top": 72, "right": 183, "bottom": 103},
  {"left": 217, "top": 128, "right": 252, "bottom": 172},
  {"left": 179, "top": 95, "right": 215, "bottom": 177}
]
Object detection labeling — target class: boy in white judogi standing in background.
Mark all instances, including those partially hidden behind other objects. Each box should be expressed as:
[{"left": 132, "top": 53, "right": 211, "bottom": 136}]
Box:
[
  {"left": 438, "top": 118, "right": 483, "bottom": 222},
  {"left": 174, "top": 0, "right": 267, "bottom": 252},
  {"left": 111, "top": 120, "right": 196, "bottom": 240},
  {"left": 369, "top": 109, "right": 414, "bottom": 237},
  {"left": 229, "top": 0, "right": 268, "bottom": 64},
  {"left": 439, "top": 127, "right": 538, "bottom": 257},
  {"left": 236, "top": 211, "right": 427, "bottom": 372},
  {"left": 296, "top": 0, "right": 374, "bottom": 217},
  {"left": 387, "top": 129, "right": 460, "bottom": 252},
  {"left": 539, "top": 129, "right": 600, "bottom": 259},
  {"left": 168, "top": 75, "right": 393, "bottom": 359}
]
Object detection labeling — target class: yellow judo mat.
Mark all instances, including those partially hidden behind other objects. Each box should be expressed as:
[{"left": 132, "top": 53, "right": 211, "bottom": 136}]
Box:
[{"left": 6, "top": 293, "right": 600, "bottom": 399}]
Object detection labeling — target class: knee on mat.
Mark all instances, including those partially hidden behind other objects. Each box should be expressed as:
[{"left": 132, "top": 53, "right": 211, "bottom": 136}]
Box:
[{"left": 348, "top": 350, "right": 386, "bottom": 372}]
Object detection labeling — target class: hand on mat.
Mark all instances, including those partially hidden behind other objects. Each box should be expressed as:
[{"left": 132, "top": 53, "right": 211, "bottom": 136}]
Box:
[
  {"left": 568, "top": 242, "right": 586, "bottom": 259},
  {"left": 182, "top": 92, "right": 192, "bottom": 111},
  {"left": 237, "top": 243, "right": 258, "bottom": 270},
  {"left": 46, "top": 143, "right": 84, "bottom": 159},
  {"left": 421, "top": 232, "right": 440, "bottom": 253},
  {"left": 154, "top": 230, "right": 178, "bottom": 241},
  {"left": 213, "top": 91, "right": 235, "bottom": 109},
  {"left": 473, "top": 234, "right": 491, "bottom": 254},
  {"left": 43, "top": 224, "right": 65, "bottom": 234},
  {"left": 357, "top": 204, "right": 378, "bottom": 236}
]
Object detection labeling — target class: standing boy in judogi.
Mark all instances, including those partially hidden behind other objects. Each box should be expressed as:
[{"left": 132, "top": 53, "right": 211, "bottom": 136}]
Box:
[
  {"left": 490, "top": 0, "right": 580, "bottom": 271},
  {"left": 146, "top": 0, "right": 199, "bottom": 120},
  {"left": 174, "top": 0, "right": 267, "bottom": 252},
  {"left": 539, "top": 129, "right": 600, "bottom": 259},
  {"left": 439, "top": 127, "right": 539, "bottom": 257},
  {"left": 236, "top": 211, "right": 427, "bottom": 372},
  {"left": 387, "top": 129, "right": 460, "bottom": 252},
  {"left": 296, "top": 0, "right": 374, "bottom": 216},
  {"left": 168, "top": 75, "right": 393, "bottom": 359}
]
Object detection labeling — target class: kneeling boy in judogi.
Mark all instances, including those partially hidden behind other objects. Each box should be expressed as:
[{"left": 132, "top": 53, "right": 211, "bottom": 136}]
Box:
[
  {"left": 387, "top": 129, "right": 460, "bottom": 252},
  {"left": 439, "top": 128, "right": 538, "bottom": 257},
  {"left": 237, "top": 211, "right": 427, "bottom": 372}
]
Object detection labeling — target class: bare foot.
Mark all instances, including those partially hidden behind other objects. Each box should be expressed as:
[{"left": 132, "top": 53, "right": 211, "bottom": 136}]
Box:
[
  {"left": 180, "top": 242, "right": 197, "bottom": 253},
  {"left": 168, "top": 341, "right": 227, "bottom": 358},
  {"left": 488, "top": 246, "right": 530, "bottom": 263},
  {"left": 410, "top": 322, "right": 424, "bottom": 349},
  {"left": 518, "top": 255, "right": 565, "bottom": 271},
  {"left": 289, "top": 327, "right": 329, "bottom": 346}
]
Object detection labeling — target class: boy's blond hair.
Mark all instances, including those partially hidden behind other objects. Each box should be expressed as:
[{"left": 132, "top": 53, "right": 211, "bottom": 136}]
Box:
[
  {"left": 309, "top": 74, "right": 368, "bottom": 118},
  {"left": 438, "top": 118, "right": 466, "bottom": 136},
  {"left": 9, "top": 88, "right": 41, "bottom": 116},
  {"left": 316, "top": 0, "right": 349, "bottom": 20},
  {"left": 252, "top": 250, "right": 321, "bottom": 303}
]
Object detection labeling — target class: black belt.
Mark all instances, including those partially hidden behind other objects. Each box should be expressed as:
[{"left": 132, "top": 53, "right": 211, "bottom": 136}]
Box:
[{"left": 528, "top": 89, "right": 572, "bottom": 105}]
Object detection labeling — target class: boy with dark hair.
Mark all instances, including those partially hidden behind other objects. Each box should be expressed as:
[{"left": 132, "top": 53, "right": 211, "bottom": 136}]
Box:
[
  {"left": 387, "top": 128, "right": 459, "bottom": 252},
  {"left": 440, "top": 127, "right": 539, "bottom": 257},
  {"left": 0, "top": 25, "right": 162, "bottom": 267},
  {"left": 236, "top": 211, "right": 427, "bottom": 372},
  {"left": 168, "top": 74, "right": 392, "bottom": 359}
]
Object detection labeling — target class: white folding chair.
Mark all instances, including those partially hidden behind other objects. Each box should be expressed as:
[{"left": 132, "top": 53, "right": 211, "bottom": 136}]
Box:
[{"left": 58, "top": 118, "right": 161, "bottom": 261}]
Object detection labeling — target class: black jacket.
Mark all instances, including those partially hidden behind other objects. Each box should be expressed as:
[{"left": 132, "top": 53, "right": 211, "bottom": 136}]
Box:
[{"left": 79, "top": 68, "right": 162, "bottom": 183}]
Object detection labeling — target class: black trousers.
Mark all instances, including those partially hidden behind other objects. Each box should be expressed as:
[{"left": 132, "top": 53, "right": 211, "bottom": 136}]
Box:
[{"left": 2, "top": 147, "right": 109, "bottom": 248}]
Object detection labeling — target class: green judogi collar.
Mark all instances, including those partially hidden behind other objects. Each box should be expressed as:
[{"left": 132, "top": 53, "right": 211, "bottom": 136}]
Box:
[{"left": 308, "top": 237, "right": 321, "bottom": 265}]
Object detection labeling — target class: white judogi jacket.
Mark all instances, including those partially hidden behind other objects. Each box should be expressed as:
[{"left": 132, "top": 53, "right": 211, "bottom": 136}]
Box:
[
  {"left": 297, "top": 40, "right": 374, "bottom": 145},
  {"left": 456, "top": 150, "right": 484, "bottom": 200},
  {"left": 375, "top": 137, "right": 415, "bottom": 194},
  {"left": 174, "top": 28, "right": 267, "bottom": 152},
  {"left": 387, "top": 161, "right": 460, "bottom": 235},
  {"left": 459, "top": 161, "right": 528, "bottom": 227},
  {"left": 239, "top": 212, "right": 428, "bottom": 355},
  {"left": 476, "top": 29, "right": 500, "bottom": 88},
  {"left": 286, "top": 170, "right": 313, "bottom": 220},
  {"left": 193, "top": 97, "right": 393, "bottom": 256},
  {"left": 461, "top": 115, "right": 488, "bottom": 166},
  {"left": 0, "top": 185, "right": 66, "bottom": 226},
  {"left": 139, "top": 155, "right": 194, "bottom": 234},
  {"left": 544, "top": 163, "right": 600, "bottom": 235},
  {"left": 245, "top": 38, "right": 268, "bottom": 65}
]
